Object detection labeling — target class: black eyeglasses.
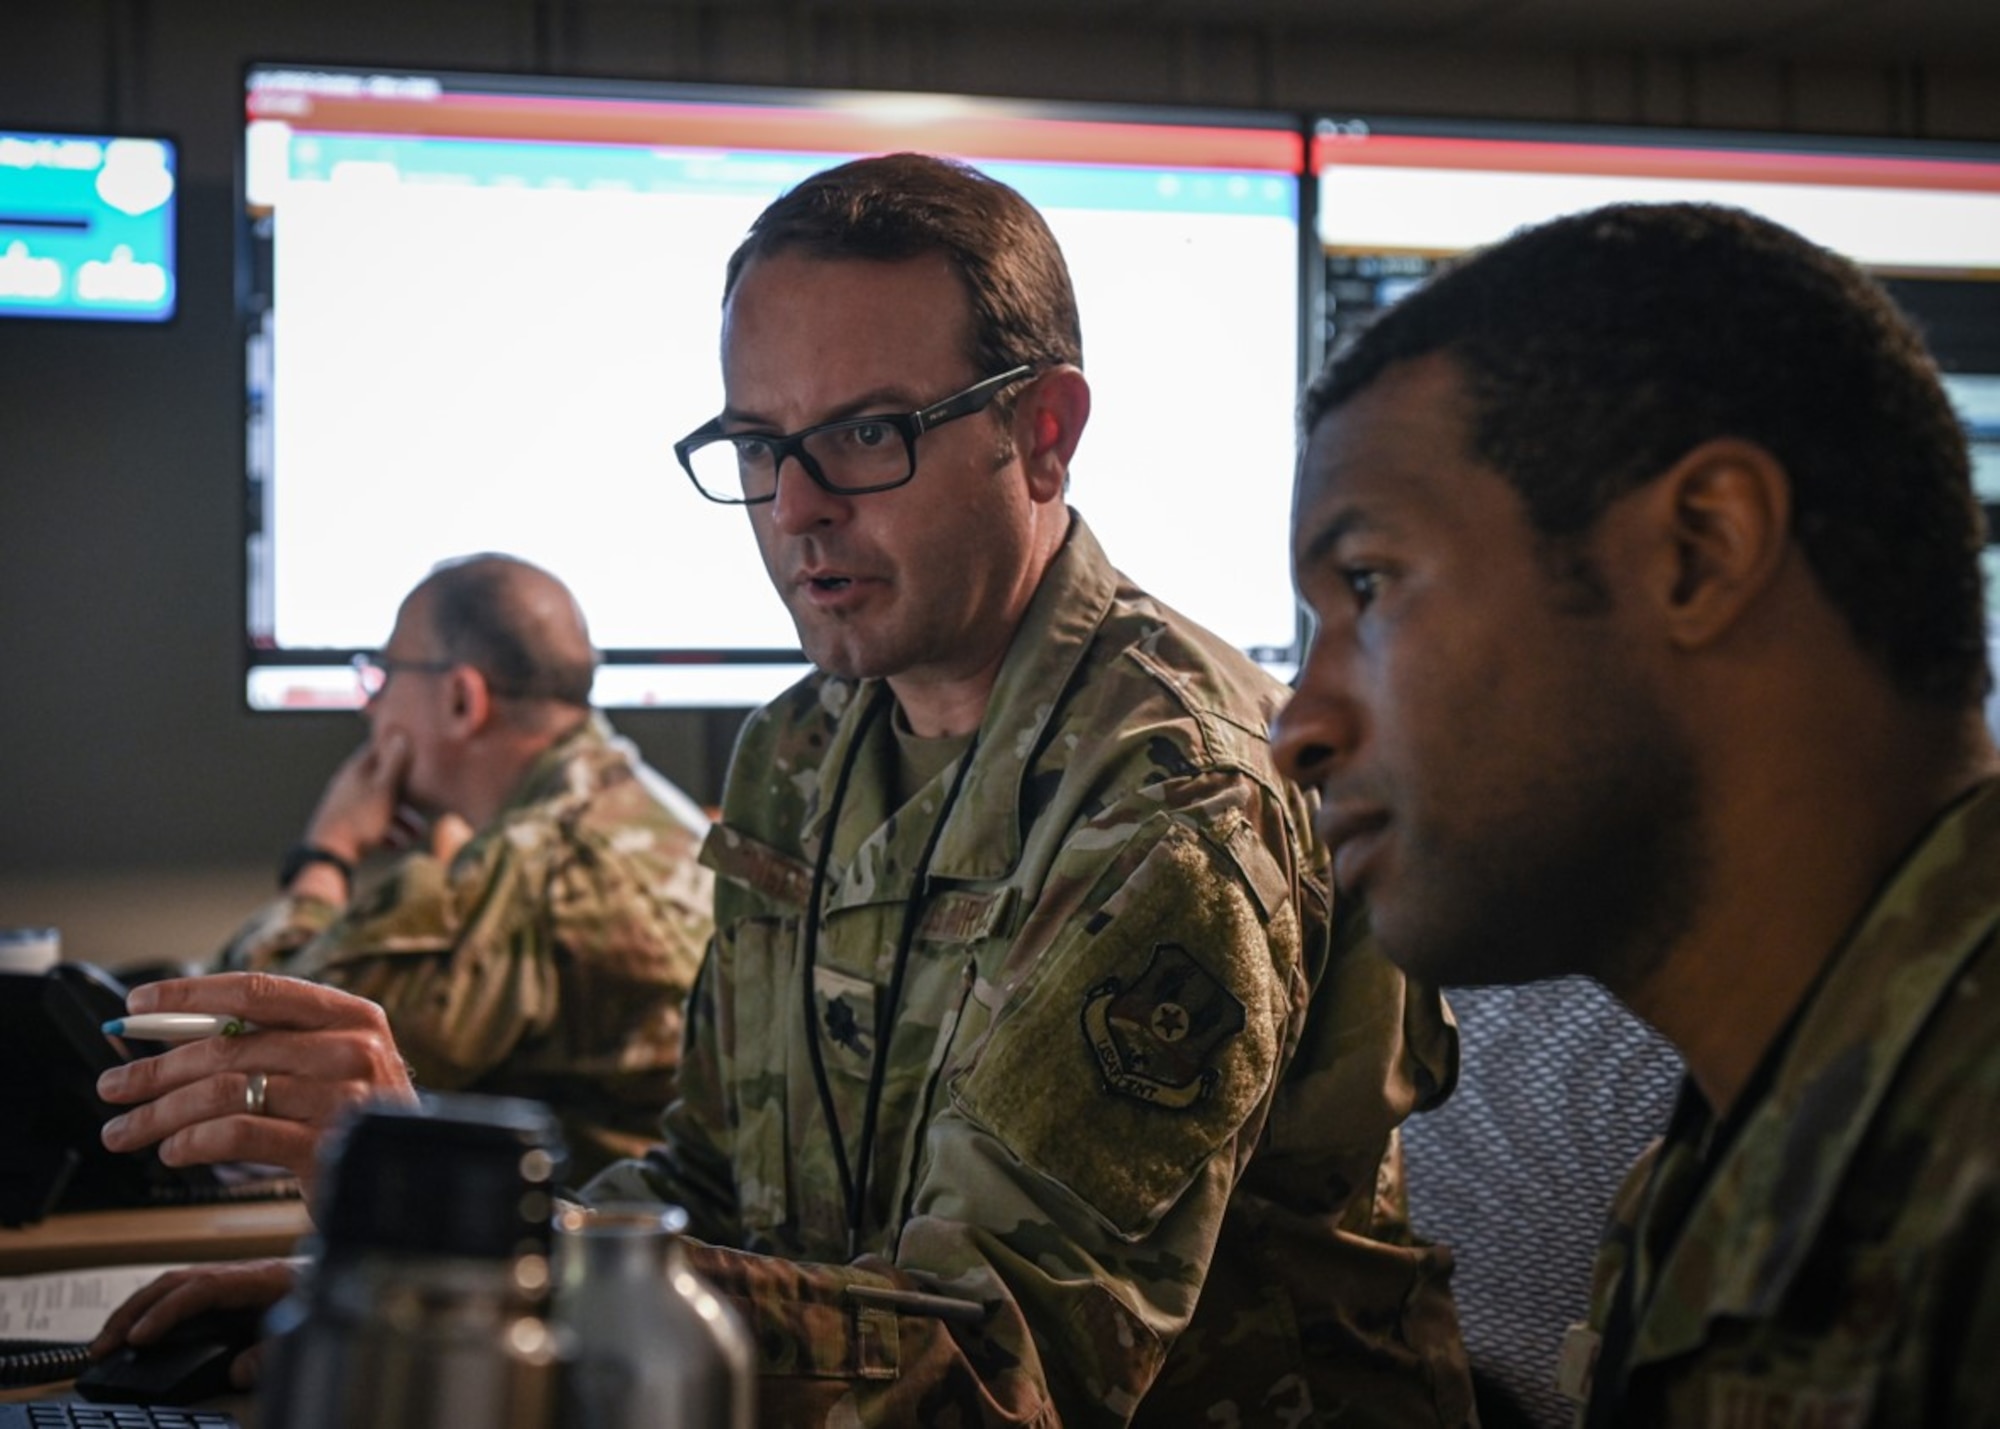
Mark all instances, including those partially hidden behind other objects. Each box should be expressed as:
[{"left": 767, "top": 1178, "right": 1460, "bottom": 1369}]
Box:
[
  {"left": 675, "top": 365, "right": 1036, "bottom": 506},
  {"left": 352, "top": 652, "right": 455, "bottom": 700}
]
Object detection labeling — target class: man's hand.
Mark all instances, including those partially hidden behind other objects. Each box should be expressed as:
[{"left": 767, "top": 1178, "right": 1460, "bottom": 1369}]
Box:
[
  {"left": 302, "top": 730, "right": 414, "bottom": 868},
  {"left": 97, "top": 972, "right": 418, "bottom": 1201},
  {"left": 430, "top": 811, "right": 475, "bottom": 865},
  {"left": 89, "top": 1259, "right": 297, "bottom": 1391}
]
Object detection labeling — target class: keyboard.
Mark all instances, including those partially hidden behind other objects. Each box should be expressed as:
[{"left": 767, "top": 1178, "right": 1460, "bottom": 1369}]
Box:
[{"left": 0, "top": 1408, "right": 240, "bottom": 1428}]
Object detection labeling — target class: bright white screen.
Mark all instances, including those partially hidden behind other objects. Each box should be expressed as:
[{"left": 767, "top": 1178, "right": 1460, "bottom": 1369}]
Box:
[{"left": 244, "top": 73, "right": 1303, "bottom": 709}]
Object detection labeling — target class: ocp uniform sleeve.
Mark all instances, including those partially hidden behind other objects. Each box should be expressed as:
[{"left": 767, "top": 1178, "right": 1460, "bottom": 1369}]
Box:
[
  {"left": 587, "top": 939, "right": 746, "bottom": 1245},
  {"left": 281, "top": 840, "right": 561, "bottom": 1089},
  {"left": 677, "top": 775, "right": 1309, "bottom": 1427}
]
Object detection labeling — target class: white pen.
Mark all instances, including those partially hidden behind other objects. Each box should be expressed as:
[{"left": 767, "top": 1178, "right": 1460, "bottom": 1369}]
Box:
[{"left": 101, "top": 1013, "right": 262, "bottom": 1041}]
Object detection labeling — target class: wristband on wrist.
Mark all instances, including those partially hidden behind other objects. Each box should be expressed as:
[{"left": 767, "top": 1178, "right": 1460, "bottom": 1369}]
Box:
[{"left": 279, "top": 842, "right": 356, "bottom": 893}]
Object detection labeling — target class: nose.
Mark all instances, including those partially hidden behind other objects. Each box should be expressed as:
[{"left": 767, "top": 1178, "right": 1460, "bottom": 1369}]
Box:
[
  {"left": 767, "top": 453, "right": 851, "bottom": 535},
  {"left": 1269, "top": 646, "right": 1358, "bottom": 793}
]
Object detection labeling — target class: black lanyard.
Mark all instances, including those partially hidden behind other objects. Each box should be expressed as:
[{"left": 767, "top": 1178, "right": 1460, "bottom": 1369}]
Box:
[{"left": 799, "top": 686, "right": 982, "bottom": 1260}]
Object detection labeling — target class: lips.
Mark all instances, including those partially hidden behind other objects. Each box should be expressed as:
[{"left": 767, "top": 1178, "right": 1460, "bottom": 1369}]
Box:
[
  {"left": 1316, "top": 803, "right": 1390, "bottom": 893},
  {"left": 793, "top": 566, "right": 882, "bottom": 611}
]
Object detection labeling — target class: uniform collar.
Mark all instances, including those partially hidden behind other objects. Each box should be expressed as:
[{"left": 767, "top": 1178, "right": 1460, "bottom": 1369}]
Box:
[
  {"left": 1631, "top": 776, "right": 2000, "bottom": 1365},
  {"left": 801, "top": 509, "right": 1116, "bottom": 885},
  {"left": 494, "top": 711, "right": 619, "bottom": 817}
]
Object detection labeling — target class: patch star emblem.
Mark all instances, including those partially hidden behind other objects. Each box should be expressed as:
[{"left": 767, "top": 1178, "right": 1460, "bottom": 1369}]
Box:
[{"left": 1081, "top": 943, "right": 1245, "bottom": 1108}]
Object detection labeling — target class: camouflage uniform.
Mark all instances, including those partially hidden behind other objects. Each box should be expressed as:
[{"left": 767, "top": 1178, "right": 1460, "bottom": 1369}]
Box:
[
  {"left": 220, "top": 715, "right": 714, "bottom": 1179},
  {"left": 1571, "top": 778, "right": 2000, "bottom": 1427},
  {"left": 588, "top": 517, "right": 1472, "bottom": 1426}
]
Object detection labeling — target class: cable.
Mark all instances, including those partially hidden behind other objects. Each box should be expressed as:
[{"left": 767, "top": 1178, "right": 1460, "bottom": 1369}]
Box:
[{"left": 0, "top": 1340, "right": 93, "bottom": 1388}]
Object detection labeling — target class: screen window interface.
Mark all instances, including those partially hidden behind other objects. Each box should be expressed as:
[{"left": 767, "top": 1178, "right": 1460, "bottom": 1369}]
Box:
[{"left": 243, "top": 68, "right": 1303, "bottom": 709}]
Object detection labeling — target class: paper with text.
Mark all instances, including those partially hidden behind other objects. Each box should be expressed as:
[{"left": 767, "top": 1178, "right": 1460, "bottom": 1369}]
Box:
[{"left": 0, "top": 1263, "right": 187, "bottom": 1342}]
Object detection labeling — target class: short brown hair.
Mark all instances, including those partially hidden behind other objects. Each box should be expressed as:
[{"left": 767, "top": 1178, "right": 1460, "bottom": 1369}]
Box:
[{"left": 723, "top": 152, "right": 1083, "bottom": 402}]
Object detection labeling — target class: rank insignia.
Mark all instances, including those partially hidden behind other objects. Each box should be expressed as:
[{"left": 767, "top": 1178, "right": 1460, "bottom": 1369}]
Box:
[{"left": 1081, "top": 943, "right": 1245, "bottom": 1108}]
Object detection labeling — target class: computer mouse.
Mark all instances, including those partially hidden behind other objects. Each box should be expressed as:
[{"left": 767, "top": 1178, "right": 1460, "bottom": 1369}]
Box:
[{"left": 74, "top": 1305, "right": 266, "bottom": 1407}]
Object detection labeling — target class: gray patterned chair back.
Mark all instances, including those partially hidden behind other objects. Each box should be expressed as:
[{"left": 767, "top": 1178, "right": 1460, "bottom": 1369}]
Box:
[{"left": 1401, "top": 978, "right": 1684, "bottom": 1429}]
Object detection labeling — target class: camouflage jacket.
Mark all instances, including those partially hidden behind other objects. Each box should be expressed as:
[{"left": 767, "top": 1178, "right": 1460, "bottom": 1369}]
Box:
[
  {"left": 588, "top": 516, "right": 1470, "bottom": 1426},
  {"left": 219, "top": 715, "right": 714, "bottom": 1179},
  {"left": 1574, "top": 778, "right": 2000, "bottom": 1427}
]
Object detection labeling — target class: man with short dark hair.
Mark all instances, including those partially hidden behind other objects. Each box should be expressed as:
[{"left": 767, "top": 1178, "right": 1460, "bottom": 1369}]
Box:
[
  {"left": 220, "top": 553, "right": 713, "bottom": 1177},
  {"left": 1273, "top": 202, "right": 2000, "bottom": 1425},
  {"left": 586, "top": 151, "right": 1470, "bottom": 1426}
]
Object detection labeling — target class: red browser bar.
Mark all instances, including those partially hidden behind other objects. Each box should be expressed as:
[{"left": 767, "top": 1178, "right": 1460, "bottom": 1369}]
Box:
[{"left": 248, "top": 90, "right": 1304, "bottom": 172}]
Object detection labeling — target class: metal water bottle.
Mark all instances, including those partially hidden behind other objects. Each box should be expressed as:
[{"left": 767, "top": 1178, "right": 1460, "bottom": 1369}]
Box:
[
  {"left": 554, "top": 1201, "right": 755, "bottom": 1429},
  {"left": 259, "top": 1094, "right": 570, "bottom": 1429}
]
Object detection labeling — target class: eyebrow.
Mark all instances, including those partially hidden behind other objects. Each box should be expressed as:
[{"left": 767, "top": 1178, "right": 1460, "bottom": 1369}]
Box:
[
  {"left": 1296, "top": 507, "right": 1383, "bottom": 571},
  {"left": 721, "top": 385, "right": 916, "bottom": 431}
]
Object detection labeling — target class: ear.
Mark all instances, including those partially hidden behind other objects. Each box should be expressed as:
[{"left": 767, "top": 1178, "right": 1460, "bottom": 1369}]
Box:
[
  {"left": 1014, "top": 366, "right": 1090, "bottom": 505},
  {"left": 442, "top": 664, "right": 494, "bottom": 739},
  {"left": 1642, "top": 437, "right": 1793, "bottom": 651}
]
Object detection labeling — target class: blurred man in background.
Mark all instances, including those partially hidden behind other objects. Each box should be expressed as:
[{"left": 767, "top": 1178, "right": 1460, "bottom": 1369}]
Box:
[{"left": 217, "top": 552, "right": 712, "bottom": 1177}]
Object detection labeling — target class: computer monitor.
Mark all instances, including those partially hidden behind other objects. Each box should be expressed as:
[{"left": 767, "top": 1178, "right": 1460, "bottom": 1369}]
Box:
[
  {"left": 0, "top": 129, "right": 176, "bottom": 323},
  {"left": 1309, "top": 115, "right": 2000, "bottom": 568},
  {"left": 242, "top": 65, "right": 1307, "bottom": 710}
]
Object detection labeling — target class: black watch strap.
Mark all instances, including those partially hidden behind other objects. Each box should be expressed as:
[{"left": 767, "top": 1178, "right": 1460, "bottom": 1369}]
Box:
[{"left": 279, "top": 842, "right": 356, "bottom": 892}]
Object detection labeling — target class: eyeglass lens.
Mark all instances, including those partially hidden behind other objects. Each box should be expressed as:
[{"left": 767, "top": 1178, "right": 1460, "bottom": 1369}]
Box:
[{"left": 692, "top": 418, "right": 911, "bottom": 503}]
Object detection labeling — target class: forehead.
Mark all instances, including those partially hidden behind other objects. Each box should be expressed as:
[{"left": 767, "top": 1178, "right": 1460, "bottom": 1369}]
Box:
[
  {"left": 1293, "top": 353, "right": 1504, "bottom": 559},
  {"left": 720, "top": 249, "right": 973, "bottom": 406},
  {"left": 385, "top": 587, "right": 437, "bottom": 652}
]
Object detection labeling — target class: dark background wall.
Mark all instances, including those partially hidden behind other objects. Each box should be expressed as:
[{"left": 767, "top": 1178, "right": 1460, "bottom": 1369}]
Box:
[{"left": 4, "top": 0, "right": 1998, "bottom": 961}]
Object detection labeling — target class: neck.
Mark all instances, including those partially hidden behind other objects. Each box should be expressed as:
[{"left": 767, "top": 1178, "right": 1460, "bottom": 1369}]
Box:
[
  {"left": 887, "top": 505, "right": 1070, "bottom": 739},
  {"left": 887, "top": 663, "right": 1004, "bottom": 739},
  {"left": 455, "top": 710, "right": 584, "bottom": 828},
  {"left": 1623, "top": 707, "right": 1995, "bottom": 1118}
]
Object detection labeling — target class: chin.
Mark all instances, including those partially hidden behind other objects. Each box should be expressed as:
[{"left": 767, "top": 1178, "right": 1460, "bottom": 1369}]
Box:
[
  {"left": 1369, "top": 905, "right": 1484, "bottom": 988},
  {"left": 800, "top": 644, "right": 880, "bottom": 683}
]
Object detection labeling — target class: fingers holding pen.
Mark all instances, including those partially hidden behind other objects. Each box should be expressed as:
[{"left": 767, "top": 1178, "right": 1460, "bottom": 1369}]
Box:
[
  {"left": 95, "top": 972, "right": 418, "bottom": 1186},
  {"left": 98, "top": 1052, "right": 398, "bottom": 1191},
  {"left": 118, "top": 970, "right": 388, "bottom": 1031}
]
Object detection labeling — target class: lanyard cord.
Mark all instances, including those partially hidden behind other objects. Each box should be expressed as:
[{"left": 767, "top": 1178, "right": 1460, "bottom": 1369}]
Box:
[{"left": 799, "top": 685, "right": 982, "bottom": 1261}]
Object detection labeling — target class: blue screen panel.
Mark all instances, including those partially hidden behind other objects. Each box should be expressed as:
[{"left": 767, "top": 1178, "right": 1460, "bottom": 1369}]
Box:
[{"left": 0, "top": 131, "right": 177, "bottom": 322}]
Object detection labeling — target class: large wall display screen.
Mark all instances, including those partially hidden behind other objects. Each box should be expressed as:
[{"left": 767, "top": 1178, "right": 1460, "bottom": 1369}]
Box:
[{"left": 244, "top": 65, "right": 1306, "bottom": 709}]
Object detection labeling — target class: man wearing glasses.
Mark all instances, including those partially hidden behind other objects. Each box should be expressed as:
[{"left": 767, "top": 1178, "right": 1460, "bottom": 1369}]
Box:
[
  {"left": 213, "top": 552, "right": 713, "bottom": 1179},
  {"left": 94, "top": 157, "right": 1470, "bottom": 1426},
  {"left": 583, "top": 152, "right": 1471, "bottom": 1425}
]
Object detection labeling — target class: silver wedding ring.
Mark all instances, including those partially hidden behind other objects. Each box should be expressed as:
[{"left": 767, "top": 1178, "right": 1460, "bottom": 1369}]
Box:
[{"left": 245, "top": 1070, "right": 269, "bottom": 1117}]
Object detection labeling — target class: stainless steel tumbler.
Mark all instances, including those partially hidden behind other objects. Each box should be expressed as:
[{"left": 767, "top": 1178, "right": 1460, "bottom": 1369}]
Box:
[{"left": 258, "top": 1094, "right": 570, "bottom": 1429}]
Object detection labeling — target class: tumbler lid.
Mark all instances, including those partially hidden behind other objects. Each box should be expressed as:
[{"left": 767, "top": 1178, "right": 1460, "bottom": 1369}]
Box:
[{"left": 316, "top": 1093, "right": 566, "bottom": 1264}]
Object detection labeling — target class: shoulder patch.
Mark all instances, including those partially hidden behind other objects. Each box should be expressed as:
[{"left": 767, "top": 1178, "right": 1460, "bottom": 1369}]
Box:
[
  {"left": 950, "top": 820, "right": 1285, "bottom": 1240},
  {"left": 1082, "top": 943, "right": 1246, "bottom": 1109}
]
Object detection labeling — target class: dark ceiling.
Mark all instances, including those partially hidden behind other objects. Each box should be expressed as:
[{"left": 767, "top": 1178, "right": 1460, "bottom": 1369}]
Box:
[{"left": 794, "top": 0, "right": 2000, "bottom": 66}]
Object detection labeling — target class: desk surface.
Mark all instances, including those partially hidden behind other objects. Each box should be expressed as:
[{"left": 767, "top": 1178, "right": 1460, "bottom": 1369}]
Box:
[{"left": 0, "top": 1201, "right": 312, "bottom": 1276}]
